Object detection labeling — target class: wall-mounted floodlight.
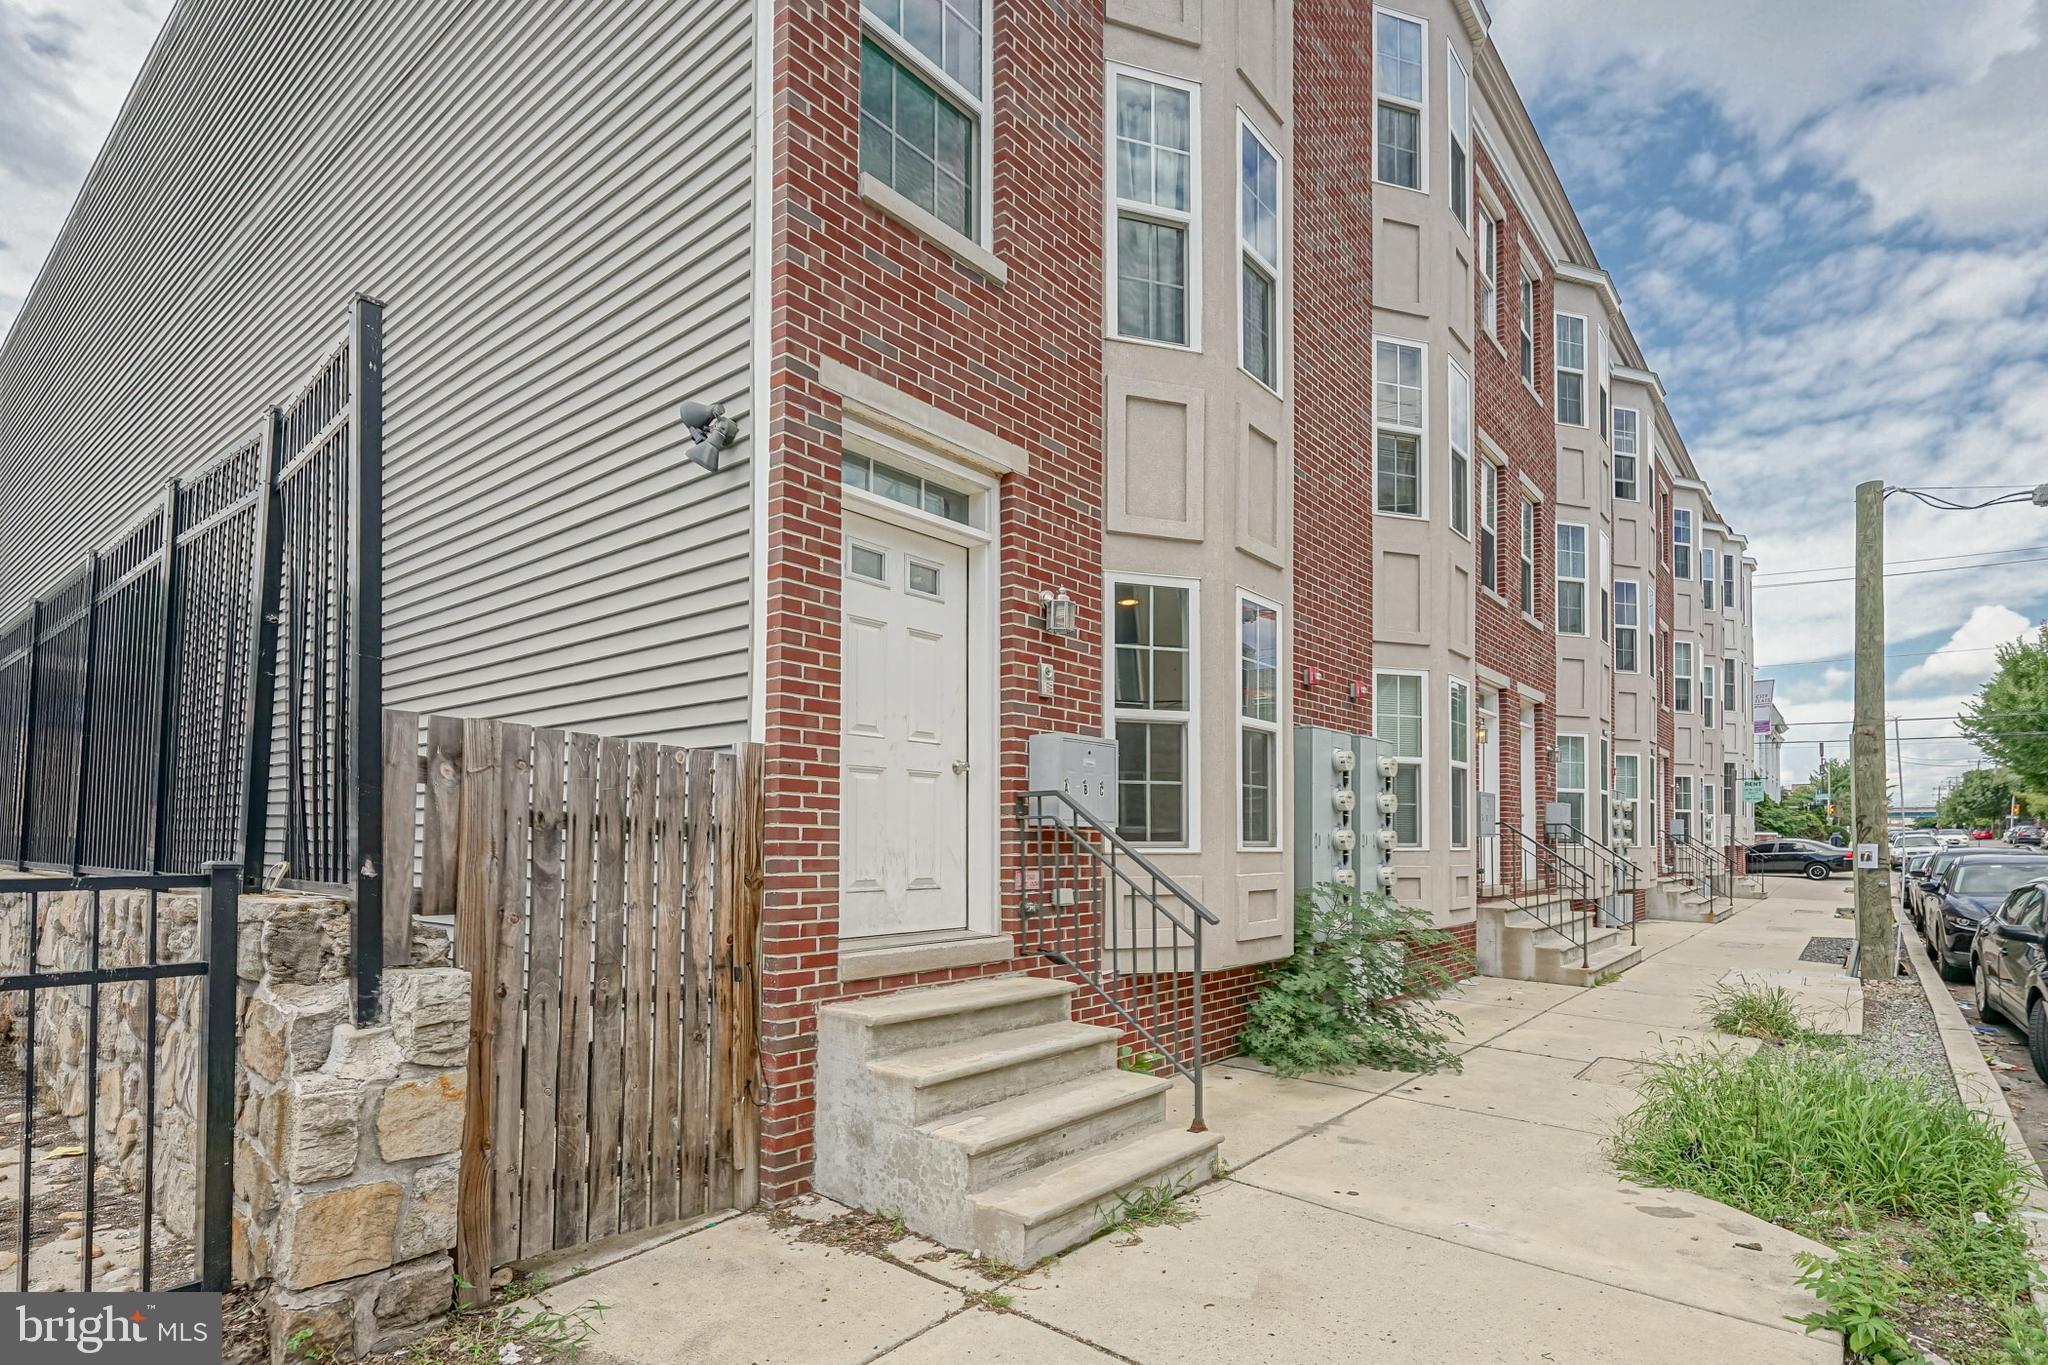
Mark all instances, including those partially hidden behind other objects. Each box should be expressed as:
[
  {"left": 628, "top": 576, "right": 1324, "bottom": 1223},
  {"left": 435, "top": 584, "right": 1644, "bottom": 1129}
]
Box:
[{"left": 679, "top": 399, "right": 740, "bottom": 472}]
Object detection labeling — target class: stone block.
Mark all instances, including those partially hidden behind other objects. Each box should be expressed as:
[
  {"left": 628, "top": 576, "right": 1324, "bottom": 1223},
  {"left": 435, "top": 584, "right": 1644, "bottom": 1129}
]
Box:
[
  {"left": 243, "top": 984, "right": 348, "bottom": 1082},
  {"left": 325, "top": 1024, "right": 401, "bottom": 1080},
  {"left": 269, "top": 1284, "right": 355, "bottom": 1363},
  {"left": 395, "top": 1157, "right": 459, "bottom": 1261},
  {"left": 276, "top": 1181, "right": 401, "bottom": 1290},
  {"left": 283, "top": 1074, "right": 365, "bottom": 1183},
  {"left": 257, "top": 900, "right": 350, "bottom": 986},
  {"left": 377, "top": 1073, "right": 465, "bottom": 1162},
  {"left": 374, "top": 1254, "right": 454, "bottom": 1331},
  {"left": 384, "top": 969, "right": 470, "bottom": 1067}
]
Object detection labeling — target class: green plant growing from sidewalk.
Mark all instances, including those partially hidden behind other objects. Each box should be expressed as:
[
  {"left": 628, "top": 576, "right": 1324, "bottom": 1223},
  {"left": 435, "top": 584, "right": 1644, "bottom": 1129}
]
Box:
[
  {"left": 1699, "top": 978, "right": 1824, "bottom": 1044},
  {"left": 1236, "top": 883, "right": 1470, "bottom": 1078},
  {"left": 1117, "top": 1043, "right": 1164, "bottom": 1074}
]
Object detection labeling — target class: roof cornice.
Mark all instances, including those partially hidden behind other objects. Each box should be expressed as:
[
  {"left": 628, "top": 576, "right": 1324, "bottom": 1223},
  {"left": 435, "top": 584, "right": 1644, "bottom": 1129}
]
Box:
[
  {"left": 1614, "top": 363, "right": 1665, "bottom": 399},
  {"left": 1554, "top": 263, "right": 1623, "bottom": 319}
]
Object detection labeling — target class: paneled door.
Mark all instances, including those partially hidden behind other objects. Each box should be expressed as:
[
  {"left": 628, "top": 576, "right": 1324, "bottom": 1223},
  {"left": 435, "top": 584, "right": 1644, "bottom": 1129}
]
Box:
[{"left": 839, "top": 512, "right": 972, "bottom": 937}]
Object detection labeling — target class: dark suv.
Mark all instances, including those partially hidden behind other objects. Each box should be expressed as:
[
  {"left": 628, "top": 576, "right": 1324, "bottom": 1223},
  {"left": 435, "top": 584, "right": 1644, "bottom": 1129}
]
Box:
[
  {"left": 1924, "top": 855, "right": 2048, "bottom": 977},
  {"left": 1972, "top": 877, "right": 2048, "bottom": 1080}
]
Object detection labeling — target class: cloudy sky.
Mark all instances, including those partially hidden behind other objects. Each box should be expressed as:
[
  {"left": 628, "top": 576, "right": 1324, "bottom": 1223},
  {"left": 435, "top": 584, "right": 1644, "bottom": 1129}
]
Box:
[{"left": 4, "top": 1, "right": 2046, "bottom": 805}]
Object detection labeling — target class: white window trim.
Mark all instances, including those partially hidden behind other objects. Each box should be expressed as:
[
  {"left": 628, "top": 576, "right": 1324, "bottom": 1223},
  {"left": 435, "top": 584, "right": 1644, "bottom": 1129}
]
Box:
[
  {"left": 1104, "top": 64, "right": 1202, "bottom": 352},
  {"left": 1615, "top": 751, "right": 1641, "bottom": 849},
  {"left": 1372, "top": 7, "right": 1429, "bottom": 194},
  {"left": 1556, "top": 733, "right": 1588, "bottom": 833},
  {"left": 1446, "top": 43, "right": 1470, "bottom": 233},
  {"left": 1674, "top": 641, "right": 1694, "bottom": 712},
  {"left": 1722, "top": 552, "right": 1736, "bottom": 615},
  {"left": 1104, "top": 572, "right": 1202, "bottom": 852},
  {"left": 1702, "top": 663, "right": 1717, "bottom": 728},
  {"left": 1448, "top": 676, "right": 1471, "bottom": 850},
  {"left": 1614, "top": 579, "right": 1640, "bottom": 673},
  {"left": 1373, "top": 333, "right": 1428, "bottom": 520},
  {"left": 1673, "top": 507, "right": 1693, "bottom": 579},
  {"left": 1478, "top": 454, "right": 1502, "bottom": 596},
  {"left": 1518, "top": 496, "right": 1537, "bottom": 617},
  {"left": 1555, "top": 521, "right": 1588, "bottom": 636},
  {"left": 1236, "top": 587, "right": 1284, "bottom": 852},
  {"left": 1554, "top": 311, "right": 1588, "bottom": 427},
  {"left": 1236, "top": 112, "right": 1285, "bottom": 395},
  {"left": 859, "top": 2, "right": 995, "bottom": 251},
  {"left": 1448, "top": 357, "right": 1472, "bottom": 540},
  {"left": 1701, "top": 539, "right": 1716, "bottom": 610},
  {"left": 1517, "top": 267, "right": 1539, "bottom": 392},
  {"left": 1375, "top": 668, "right": 1429, "bottom": 851},
  {"left": 1722, "top": 656, "right": 1737, "bottom": 719},
  {"left": 1477, "top": 211, "right": 1500, "bottom": 343},
  {"left": 1613, "top": 406, "right": 1640, "bottom": 500}
]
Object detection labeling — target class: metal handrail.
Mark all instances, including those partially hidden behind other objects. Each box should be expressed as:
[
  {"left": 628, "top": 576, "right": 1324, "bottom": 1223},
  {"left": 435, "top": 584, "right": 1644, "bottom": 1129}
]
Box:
[
  {"left": 1492, "top": 820, "right": 1596, "bottom": 966},
  {"left": 1557, "top": 824, "right": 1642, "bottom": 945},
  {"left": 1016, "top": 789, "right": 1217, "bottom": 1132},
  {"left": 1668, "top": 831, "right": 1724, "bottom": 921}
]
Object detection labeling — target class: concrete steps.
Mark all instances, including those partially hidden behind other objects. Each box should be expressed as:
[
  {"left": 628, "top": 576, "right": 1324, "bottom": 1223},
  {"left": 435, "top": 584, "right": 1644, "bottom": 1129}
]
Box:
[
  {"left": 815, "top": 976, "right": 1221, "bottom": 1266},
  {"left": 1477, "top": 897, "right": 1643, "bottom": 987}
]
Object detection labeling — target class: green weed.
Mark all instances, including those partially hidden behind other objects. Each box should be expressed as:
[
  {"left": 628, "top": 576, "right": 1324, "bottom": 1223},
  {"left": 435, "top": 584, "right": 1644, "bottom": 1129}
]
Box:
[
  {"left": 1698, "top": 978, "right": 1822, "bottom": 1044},
  {"left": 1101, "top": 1176, "right": 1199, "bottom": 1237}
]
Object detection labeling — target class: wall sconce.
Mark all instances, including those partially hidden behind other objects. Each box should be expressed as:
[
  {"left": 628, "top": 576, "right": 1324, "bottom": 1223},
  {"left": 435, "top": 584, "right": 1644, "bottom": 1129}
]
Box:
[
  {"left": 1475, "top": 718, "right": 1489, "bottom": 746},
  {"left": 678, "top": 399, "right": 739, "bottom": 472},
  {"left": 1039, "top": 589, "right": 1077, "bottom": 637}
]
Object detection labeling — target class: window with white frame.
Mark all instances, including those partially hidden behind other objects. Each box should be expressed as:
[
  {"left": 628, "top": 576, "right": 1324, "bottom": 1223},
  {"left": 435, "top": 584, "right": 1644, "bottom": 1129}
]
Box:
[
  {"left": 1446, "top": 46, "right": 1470, "bottom": 229},
  {"left": 1519, "top": 497, "right": 1536, "bottom": 614},
  {"left": 1554, "top": 313, "right": 1586, "bottom": 425},
  {"left": 1374, "top": 10, "right": 1424, "bottom": 190},
  {"left": 1615, "top": 751, "right": 1639, "bottom": 846},
  {"left": 1479, "top": 460, "right": 1500, "bottom": 591},
  {"left": 1599, "top": 734, "right": 1611, "bottom": 844},
  {"left": 1722, "top": 656, "right": 1736, "bottom": 718},
  {"left": 1614, "top": 580, "right": 1639, "bottom": 672},
  {"left": 1701, "top": 778, "right": 1716, "bottom": 845},
  {"left": 1555, "top": 522, "right": 1587, "bottom": 635},
  {"left": 1722, "top": 552, "right": 1736, "bottom": 615},
  {"left": 1239, "top": 594, "right": 1281, "bottom": 847},
  {"left": 1110, "top": 71, "right": 1196, "bottom": 347},
  {"left": 1111, "top": 579, "right": 1193, "bottom": 845},
  {"left": 1701, "top": 541, "right": 1716, "bottom": 610},
  {"left": 1599, "top": 531, "right": 1610, "bottom": 643},
  {"left": 1556, "top": 734, "right": 1587, "bottom": 832},
  {"left": 1478, "top": 213, "right": 1499, "bottom": 340},
  {"left": 1374, "top": 338, "right": 1424, "bottom": 515},
  {"left": 1702, "top": 662, "right": 1716, "bottom": 727},
  {"left": 1239, "top": 118, "right": 1282, "bottom": 390},
  {"left": 1449, "top": 359, "right": 1472, "bottom": 537},
  {"left": 1518, "top": 272, "right": 1537, "bottom": 386},
  {"left": 1674, "top": 641, "right": 1693, "bottom": 711},
  {"left": 1673, "top": 507, "right": 1693, "bottom": 578},
  {"left": 1449, "top": 678, "right": 1471, "bottom": 849},
  {"left": 1674, "top": 774, "right": 1693, "bottom": 839},
  {"left": 860, "top": 2, "right": 984, "bottom": 238},
  {"left": 1375, "top": 671, "right": 1425, "bottom": 846},
  {"left": 1613, "top": 406, "right": 1639, "bottom": 500}
]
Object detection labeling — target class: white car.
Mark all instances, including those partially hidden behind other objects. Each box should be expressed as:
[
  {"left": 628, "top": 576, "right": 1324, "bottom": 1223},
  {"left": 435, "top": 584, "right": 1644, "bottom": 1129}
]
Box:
[{"left": 1936, "top": 828, "right": 1972, "bottom": 849}]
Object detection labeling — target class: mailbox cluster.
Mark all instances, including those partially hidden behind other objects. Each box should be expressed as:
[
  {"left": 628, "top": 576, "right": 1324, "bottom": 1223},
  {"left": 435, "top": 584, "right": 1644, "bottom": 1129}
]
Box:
[{"left": 1293, "top": 726, "right": 1396, "bottom": 898}]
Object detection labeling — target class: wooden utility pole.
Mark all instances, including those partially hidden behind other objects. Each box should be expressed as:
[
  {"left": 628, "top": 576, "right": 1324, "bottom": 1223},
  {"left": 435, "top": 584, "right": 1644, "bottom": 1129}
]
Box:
[{"left": 1853, "top": 480, "right": 1895, "bottom": 978}]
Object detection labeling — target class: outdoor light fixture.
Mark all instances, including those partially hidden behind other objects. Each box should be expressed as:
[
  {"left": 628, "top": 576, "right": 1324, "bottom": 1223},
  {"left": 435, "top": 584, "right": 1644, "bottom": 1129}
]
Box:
[
  {"left": 1040, "top": 589, "right": 1077, "bottom": 636},
  {"left": 678, "top": 399, "right": 739, "bottom": 472}
]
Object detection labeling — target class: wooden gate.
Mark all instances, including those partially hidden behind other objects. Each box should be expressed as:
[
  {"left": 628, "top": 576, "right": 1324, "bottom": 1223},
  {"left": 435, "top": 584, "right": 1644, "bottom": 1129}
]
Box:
[{"left": 383, "top": 713, "right": 762, "bottom": 1301}]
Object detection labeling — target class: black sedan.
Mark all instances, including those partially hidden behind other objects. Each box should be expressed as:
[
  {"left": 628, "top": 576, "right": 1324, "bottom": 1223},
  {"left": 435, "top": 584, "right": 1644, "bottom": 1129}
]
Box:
[
  {"left": 1924, "top": 855, "right": 2048, "bottom": 977},
  {"left": 1899, "top": 848, "right": 1939, "bottom": 909},
  {"left": 1744, "top": 839, "right": 1853, "bottom": 880},
  {"left": 1972, "top": 876, "right": 2048, "bottom": 1081}
]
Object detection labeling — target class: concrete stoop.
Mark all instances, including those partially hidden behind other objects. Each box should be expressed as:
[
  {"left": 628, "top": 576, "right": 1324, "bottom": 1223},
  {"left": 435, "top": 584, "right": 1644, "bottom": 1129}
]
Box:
[
  {"left": 813, "top": 975, "right": 1223, "bottom": 1267},
  {"left": 1476, "top": 898, "right": 1643, "bottom": 988},
  {"left": 1644, "top": 875, "right": 1750, "bottom": 923}
]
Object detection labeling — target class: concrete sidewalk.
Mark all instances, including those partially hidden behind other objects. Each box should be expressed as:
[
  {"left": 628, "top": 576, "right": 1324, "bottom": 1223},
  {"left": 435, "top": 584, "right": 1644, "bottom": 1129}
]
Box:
[{"left": 540, "top": 882, "right": 1861, "bottom": 1363}]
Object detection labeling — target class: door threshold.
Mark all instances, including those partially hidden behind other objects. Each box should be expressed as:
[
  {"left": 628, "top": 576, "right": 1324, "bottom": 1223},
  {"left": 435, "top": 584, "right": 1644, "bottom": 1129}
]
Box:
[{"left": 839, "top": 928, "right": 1015, "bottom": 983}]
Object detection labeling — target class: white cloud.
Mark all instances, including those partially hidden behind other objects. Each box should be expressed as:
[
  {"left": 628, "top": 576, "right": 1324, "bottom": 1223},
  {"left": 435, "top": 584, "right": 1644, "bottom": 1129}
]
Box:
[{"left": 1894, "top": 604, "right": 2036, "bottom": 693}]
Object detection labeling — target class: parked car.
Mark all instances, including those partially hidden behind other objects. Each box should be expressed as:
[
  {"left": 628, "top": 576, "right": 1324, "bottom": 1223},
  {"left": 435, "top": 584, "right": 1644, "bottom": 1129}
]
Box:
[
  {"left": 1937, "top": 828, "right": 1972, "bottom": 848},
  {"left": 1900, "top": 848, "right": 1940, "bottom": 908},
  {"left": 1971, "top": 876, "right": 2048, "bottom": 1080},
  {"left": 1910, "top": 847, "right": 2022, "bottom": 928},
  {"left": 2012, "top": 827, "right": 2044, "bottom": 847},
  {"left": 1972, "top": 829, "right": 1998, "bottom": 841},
  {"left": 1745, "top": 839, "right": 1853, "bottom": 880},
  {"left": 1891, "top": 831, "right": 1939, "bottom": 866},
  {"left": 1921, "top": 855, "right": 2048, "bottom": 978}
]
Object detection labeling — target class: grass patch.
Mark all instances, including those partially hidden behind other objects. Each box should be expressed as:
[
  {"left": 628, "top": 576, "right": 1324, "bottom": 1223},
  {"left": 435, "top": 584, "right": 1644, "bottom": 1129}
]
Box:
[
  {"left": 1100, "top": 1176, "right": 1200, "bottom": 1238},
  {"left": 1612, "top": 1044, "right": 2044, "bottom": 1363},
  {"left": 1699, "top": 978, "right": 1823, "bottom": 1044}
]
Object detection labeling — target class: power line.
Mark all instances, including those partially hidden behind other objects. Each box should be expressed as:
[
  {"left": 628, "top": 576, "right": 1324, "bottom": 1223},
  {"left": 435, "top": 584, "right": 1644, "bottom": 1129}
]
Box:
[
  {"left": 1757, "top": 644, "right": 2008, "bottom": 670},
  {"left": 1776, "top": 711, "right": 2048, "bottom": 726},
  {"left": 1751, "top": 553, "right": 2048, "bottom": 590},
  {"left": 1752, "top": 544, "right": 2048, "bottom": 580}
]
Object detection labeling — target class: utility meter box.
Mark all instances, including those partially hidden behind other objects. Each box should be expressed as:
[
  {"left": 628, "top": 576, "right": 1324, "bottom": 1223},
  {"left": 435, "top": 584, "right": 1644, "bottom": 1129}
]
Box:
[
  {"left": 1295, "top": 726, "right": 1392, "bottom": 892},
  {"left": 1026, "top": 734, "right": 1118, "bottom": 827}
]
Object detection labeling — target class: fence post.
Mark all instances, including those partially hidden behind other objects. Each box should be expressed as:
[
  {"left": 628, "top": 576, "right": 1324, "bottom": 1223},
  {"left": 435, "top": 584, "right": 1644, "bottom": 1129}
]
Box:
[
  {"left": 347, "top": 295, "right": 386, "bottom": 1025},
  {"left": 239, "top": 413, "right": 285, "bottom": 885},
  {"left": 146, "top": 484, "right": 184, "bottom": 872},
  {"left": 13, "top": 601, "right": 39, "bottom": 870},
  {"left": 68, "top": 554, "right": 101, "bottom": 873},
  {"left": 195, "top": 860, "right": 241, "bottom": 1291}
]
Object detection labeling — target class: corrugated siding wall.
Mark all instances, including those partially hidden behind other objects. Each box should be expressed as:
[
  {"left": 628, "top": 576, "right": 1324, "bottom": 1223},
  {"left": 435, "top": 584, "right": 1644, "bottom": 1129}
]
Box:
[{"left": 0, "top": 0, "right": 756, "bottom": 748}]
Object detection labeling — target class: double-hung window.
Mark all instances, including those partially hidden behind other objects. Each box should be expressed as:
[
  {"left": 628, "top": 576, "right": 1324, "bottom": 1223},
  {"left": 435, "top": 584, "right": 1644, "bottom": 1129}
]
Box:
[
  {"left": 1554, "top": 314, "right": 1586, "bottom": 425},
  {"left": 1375, "top": 672, "right": 1426, "bottom": 846},
  {"left": 1111, "top": 579, "right": 1194, "bottom": 846},
  {"left": 1374, "top": 11, "right": 1425, "bottom": 190},
  {"left": 1449, "top": 359, "right": 1472, "bottom": 537},
  {"left": 1374, "top": 339, "right": 1425, "bottom": 515},
  {"left": 1701, "top": 780, "right": 1717, "bottom": 845},
  {"left": 1479, "top": 460, "right": 1500, "bottom": 591},
  {"left": 1239, "top": 119, "right": 1282, "bottom": 390},
  {"left": 1446, "top": 46, "right": 1470, "bottom": 228},
  {"left": 1615, "top": 753, "right": 1640, "bottom": 848},
  {"left": 1722, "top": 553, "right": 1736, "bottom": 615},
  {"left": 1613, "top": 407, "right": 1639, "bottom": 500},
  {"left": 1448, "top": 679, "right": 1471, "bottom": 849},
  {"left": 1478, "top": 214, "right": 1500, "bottom": 340},
  {"left": 1722, "top": 657, "right": 1737, "bottom": 719},
  {"left": 1556, "top": 735, "right": 1587, "bottom": 832},
  {"left": 1702, "top": 663, "right": 1717, "bottom": 727},
  {"left": 1111, "top": 71, "right": 1196, "bottom": 347},
  {"left": 1239, "top": 594, "right": 1282, "bottom": 847},
  {"left": 1519, "top": 498, "right": 1536, "bottom": 614},
  {"left": 1614, "top": 580, "right": 1639, "bottom": 672},
  {"left": 1518, "top": 274, "right": 1537, "bottom": 386},
  {"left": 860, "top": 1, "right": 984, "bottom": 238},
  {"left": 1555, "top": 523, "right": 1587, "bottom": 635},
  {"left": 1701, "top": 541, "right": 1716, "bottom": 610},
  {"left": 1674, "top": 775, "right": 1693, "bottom": 840},
  {"left": 1674, "top": 641, "right": 1693, "bottom": 712},
  {"left": 1673, "top": 508, "right": 1693, "bottom": 578}
]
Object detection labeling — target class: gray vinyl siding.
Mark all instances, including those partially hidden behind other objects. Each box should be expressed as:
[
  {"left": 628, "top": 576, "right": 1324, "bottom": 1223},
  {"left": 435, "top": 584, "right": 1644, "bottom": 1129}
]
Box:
[{"left": 0, "top": 0, "right": 757, "bottom": 748}]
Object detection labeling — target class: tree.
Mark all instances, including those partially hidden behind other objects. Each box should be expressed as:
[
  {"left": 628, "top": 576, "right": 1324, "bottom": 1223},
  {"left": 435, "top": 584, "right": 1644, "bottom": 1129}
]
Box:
[
  {"left": 1755, "top": 789, "right": 1826, "bottom": 840},
  {"left": 1936, "top": 768, "right": 2021, "bottom": 831},
  {"left": 1809, "top": 758, "right": 1852, "bottom": 831},
  {"left": 1960, "top": 627, "right": 2048, "bottom": 793}
]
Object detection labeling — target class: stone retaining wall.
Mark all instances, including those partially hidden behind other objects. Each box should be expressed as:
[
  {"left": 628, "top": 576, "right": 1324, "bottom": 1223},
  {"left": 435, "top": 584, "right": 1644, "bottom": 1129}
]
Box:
[{"left": 0, "top": 884, "right": 469, "bottom": 1360}]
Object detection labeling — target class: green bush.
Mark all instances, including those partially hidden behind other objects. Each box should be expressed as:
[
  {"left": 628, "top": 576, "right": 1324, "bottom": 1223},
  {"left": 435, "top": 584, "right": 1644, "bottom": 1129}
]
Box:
[{"left": 1235, "top": 884, "right": 1472, "bottom": 1078}]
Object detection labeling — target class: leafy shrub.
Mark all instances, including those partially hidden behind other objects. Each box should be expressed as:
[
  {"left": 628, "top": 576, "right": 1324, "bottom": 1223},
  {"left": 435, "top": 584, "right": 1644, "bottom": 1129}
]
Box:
[
  {"left": 1236, "top": 884, "right": 1472, "bottom": 1078},
  {"left": 1792, "top": 1240, "right": 1917, "bottom": 1363}
]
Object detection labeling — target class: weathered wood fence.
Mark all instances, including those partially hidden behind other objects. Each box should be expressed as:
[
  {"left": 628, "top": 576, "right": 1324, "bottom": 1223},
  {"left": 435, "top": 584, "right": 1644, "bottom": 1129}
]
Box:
[{"left": 383, "top": 712, "right": 762, "bottom": 1300}]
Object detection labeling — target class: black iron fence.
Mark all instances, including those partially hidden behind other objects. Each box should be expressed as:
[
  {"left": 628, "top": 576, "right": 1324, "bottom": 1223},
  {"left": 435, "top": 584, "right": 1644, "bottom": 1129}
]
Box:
[{"left": 0, "top": 296, "right": 385, "bottom": 1019}]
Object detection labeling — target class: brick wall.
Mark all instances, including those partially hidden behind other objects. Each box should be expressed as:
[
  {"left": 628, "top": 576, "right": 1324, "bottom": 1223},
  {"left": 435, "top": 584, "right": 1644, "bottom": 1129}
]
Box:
[{"left": 756, "top": 0, "right": 1107, "bottom": 1199}]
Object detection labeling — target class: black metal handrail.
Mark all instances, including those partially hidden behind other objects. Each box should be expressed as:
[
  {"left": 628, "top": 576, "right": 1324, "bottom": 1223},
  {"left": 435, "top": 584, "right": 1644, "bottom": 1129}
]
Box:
[
  {"left": 1016, "top": 790, "right": 1218, "bottom": 1132},
  {"left": 1492, "top": 820, "right": 1595, "bottom": 966},
  {"left": 1557, "top": 824, "right": 1641, "bottom": 945},
  {"left": 1668, "top": 830, "right": 1724, "bottom": 921}
]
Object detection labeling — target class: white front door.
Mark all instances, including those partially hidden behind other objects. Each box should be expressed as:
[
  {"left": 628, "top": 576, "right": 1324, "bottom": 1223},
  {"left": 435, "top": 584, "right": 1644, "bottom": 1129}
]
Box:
[
  {"left": 1479, "top": 692, "right": 1501, "bottom": 885},
  {"left": 840, "top": 512, "right": 972, "bottom": 938},
  {"left": 1518, "top": 705, "right": 1537, "bottom": 880}
]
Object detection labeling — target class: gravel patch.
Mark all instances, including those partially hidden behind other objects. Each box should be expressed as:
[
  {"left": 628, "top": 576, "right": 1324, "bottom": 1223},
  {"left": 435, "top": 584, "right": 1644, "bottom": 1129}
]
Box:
[
  {"left": 1798, "top": 936, "right": 1852, "bottom": 965},
  {"left": 1854, "top": 976, "right": 1957, "bottom": 1100}
]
